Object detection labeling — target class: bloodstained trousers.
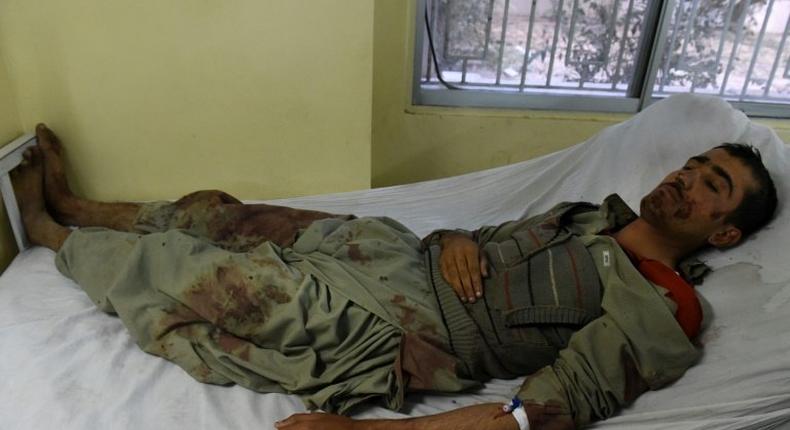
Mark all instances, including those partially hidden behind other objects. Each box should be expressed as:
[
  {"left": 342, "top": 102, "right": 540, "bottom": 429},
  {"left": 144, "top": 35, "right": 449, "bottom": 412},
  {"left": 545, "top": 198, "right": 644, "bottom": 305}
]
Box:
[{"left": 54, "top": 190, "right": 406, "bottom": 414}]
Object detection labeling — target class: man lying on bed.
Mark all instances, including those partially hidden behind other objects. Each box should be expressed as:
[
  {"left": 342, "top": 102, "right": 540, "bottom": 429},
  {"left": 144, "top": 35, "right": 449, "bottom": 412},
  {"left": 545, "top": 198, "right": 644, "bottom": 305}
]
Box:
[{"left": 12, "top": 124, "right": 777, "bottom": 430}]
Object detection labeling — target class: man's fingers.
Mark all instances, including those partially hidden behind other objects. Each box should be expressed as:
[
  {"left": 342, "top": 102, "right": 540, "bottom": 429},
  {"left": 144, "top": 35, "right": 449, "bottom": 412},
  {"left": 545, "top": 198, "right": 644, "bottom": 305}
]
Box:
[
  {"left": 275, "top": 412, "right": 353, "bottom": 430},
  {"left": 480, "top": 255, "right": 489, "bottom": 278},
  {"left": 275, "top": 413, "right": 323, "bottom": 429},
  {"left": 442, "top": 259, "right": 467, "bottom": 302},
  {"left": 465, "top": 253, "right": 483, "bottom": 299},
  {"left": 275, "top": 414, "right": 298, "bottom": 428},
  {"left": 457, "top": 256, "right": 477, "bottom": 303},
  {"left": 438, "top": 235, "right": 488, "bottom": 303}
]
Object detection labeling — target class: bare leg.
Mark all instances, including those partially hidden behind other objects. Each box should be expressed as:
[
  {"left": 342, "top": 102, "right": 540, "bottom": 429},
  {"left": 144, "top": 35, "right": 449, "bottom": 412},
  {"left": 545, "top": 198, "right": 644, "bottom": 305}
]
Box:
[
  {"left": 35, "top": 123, "right": 352, "bottom": 247},
  {"left": 11, "top": 146, "right": 71, "bottom": 251},
  {"left": 36, "top": 123, "right": 141, "bottom": 231}
]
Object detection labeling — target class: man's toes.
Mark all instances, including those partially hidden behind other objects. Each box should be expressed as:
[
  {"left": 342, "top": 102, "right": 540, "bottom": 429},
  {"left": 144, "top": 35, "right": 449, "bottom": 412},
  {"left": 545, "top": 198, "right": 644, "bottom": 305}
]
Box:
[
  {"left": 35, "top": 123, "right": 62, "bottom": 153},
  {"left": 35, "top": 124, "right": 52, "bottom": 145},
  {"left": 20, "top": 149, "right": 33, "bottom": 166},
  {"left": 35, "top": 124, "right": 49, "bottom": 140},
  {"left": 30, "top": 145, "right": 43, "bottom": 162},
  {"left": 24, "top": 146, "right": 42, "bottom": 165}
]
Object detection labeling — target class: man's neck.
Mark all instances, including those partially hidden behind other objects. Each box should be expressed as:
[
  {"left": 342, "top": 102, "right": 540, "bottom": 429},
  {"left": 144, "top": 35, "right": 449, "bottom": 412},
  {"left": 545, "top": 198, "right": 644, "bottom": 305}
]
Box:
[{"left": 612, "top": 218, "right": 692, "bottom": 269}]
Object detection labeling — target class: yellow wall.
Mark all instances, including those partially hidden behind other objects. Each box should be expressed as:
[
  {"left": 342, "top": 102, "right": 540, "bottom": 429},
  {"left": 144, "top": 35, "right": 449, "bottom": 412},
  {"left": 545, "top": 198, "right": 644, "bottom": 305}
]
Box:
[
  {"left": 0, "top": 48, "right": 22, "bottom": 269},
  {"left": 0, "top": 0, "right": 374, "bottom": 203},
  {"left": 371, "top": 0, "right": 790, "bottom": 187},
  {"left": 0, "top": 55, "right": 21, "bottom": 146},
  {"left": 755, "top": 119, "right": 790, "bottom": 143}
]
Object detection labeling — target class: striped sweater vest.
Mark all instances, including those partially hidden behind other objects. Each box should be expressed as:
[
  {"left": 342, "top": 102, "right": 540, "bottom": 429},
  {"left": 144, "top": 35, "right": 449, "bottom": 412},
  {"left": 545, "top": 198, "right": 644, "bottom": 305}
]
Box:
[{"left": 425, "top": 202, "right": 604, "bottom": 380}]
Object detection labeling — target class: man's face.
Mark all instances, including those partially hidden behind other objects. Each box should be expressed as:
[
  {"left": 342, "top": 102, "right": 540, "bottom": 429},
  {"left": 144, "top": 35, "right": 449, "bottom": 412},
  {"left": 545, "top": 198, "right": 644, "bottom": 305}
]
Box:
[{"left": 640, "top": 148, "right": 758, "bottom": 248}]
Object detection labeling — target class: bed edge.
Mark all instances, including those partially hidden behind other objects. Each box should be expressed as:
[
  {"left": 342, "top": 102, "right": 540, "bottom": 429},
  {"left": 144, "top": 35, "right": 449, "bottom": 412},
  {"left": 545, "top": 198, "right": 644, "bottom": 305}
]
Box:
[{"left": 0, "top": 133, "right": 38, "bottom": 252}]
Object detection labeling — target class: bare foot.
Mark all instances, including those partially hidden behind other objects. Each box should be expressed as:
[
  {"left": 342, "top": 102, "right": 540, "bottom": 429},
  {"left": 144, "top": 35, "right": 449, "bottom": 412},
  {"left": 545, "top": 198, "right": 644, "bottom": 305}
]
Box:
[
  {"left": 11, "top": 145, "right": 71, "bottom": 251},
  {"left": 36, "top": 123, "right": 81, "bottom": 224}
]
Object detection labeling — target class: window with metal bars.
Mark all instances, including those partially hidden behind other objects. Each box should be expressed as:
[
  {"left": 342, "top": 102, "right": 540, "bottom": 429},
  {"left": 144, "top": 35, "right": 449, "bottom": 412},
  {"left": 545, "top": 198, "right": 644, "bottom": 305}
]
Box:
[{"left": 413, "top": 0, "right": 790, "bottom": 117}]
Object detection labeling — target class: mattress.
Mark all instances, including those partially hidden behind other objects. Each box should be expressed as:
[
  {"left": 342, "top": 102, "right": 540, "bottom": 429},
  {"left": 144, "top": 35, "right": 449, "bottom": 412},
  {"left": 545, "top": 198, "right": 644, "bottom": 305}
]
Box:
[{"left": 0, "top": 94, "right": 788, "bottom": 429}]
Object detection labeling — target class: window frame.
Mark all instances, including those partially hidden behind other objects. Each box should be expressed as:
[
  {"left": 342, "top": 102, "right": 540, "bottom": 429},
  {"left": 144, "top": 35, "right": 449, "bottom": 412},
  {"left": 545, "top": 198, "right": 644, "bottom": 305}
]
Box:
[{"left": 411, "top": 0, "right": 790, "bottom": 118}]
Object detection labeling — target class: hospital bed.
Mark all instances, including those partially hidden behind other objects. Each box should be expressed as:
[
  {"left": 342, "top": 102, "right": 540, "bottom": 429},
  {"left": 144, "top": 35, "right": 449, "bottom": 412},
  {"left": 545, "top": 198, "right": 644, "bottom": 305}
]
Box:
[{"left": 0, "top": 94, "right": 788, "bottom": 429}]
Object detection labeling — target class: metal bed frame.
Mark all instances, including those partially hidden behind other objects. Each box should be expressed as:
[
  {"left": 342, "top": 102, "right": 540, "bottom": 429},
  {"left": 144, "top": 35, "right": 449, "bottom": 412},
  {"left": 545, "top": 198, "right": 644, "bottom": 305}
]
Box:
[{"left": 0, "top": 133, "right": 38, "bottom": 252}]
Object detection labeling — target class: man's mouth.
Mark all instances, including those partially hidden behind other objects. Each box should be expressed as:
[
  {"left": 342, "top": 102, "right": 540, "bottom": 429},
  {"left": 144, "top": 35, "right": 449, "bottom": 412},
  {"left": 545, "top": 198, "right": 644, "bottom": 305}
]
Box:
[{"left": 660, "top": 182, "right": 683, "bottom": 201}]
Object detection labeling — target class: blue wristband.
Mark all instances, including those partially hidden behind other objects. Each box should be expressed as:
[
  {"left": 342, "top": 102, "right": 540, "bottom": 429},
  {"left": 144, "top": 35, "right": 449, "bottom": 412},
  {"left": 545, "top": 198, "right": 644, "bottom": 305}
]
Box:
[{"left": 502, "top": 396, "right": 522, "bottom": 413}]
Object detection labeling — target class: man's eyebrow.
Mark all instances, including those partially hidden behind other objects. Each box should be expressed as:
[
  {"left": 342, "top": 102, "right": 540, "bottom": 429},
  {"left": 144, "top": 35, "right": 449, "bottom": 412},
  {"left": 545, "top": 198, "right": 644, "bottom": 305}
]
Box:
[
  {"left": 689, "top": 155, "right": 709, "bottom": 164},
  {"left": 712, "top": 164, "right": 734, "bottom": 196},
  {"left": 688, "top": 155, "right": 733, "bottom": 196}
]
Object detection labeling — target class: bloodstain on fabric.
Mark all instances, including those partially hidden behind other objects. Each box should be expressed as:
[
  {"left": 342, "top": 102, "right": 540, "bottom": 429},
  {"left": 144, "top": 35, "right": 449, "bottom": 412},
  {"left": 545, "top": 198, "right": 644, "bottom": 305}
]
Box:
[
  {"left": 416, "top": 321, "right": 439, "bottom": 338},
  {"left": 388, "top": 295, "right": 439, "bottom": 337},
  {"left": 347, "top": 243, "right": 372, "bottom": 264},
  {"left": 211, "top": 204, "right": 352, "bottom": 251},
  {"left": 264, "top": 284, "right": 291, "bottom": 304},
  {"left": 185, "top": 265, "right": 272, "bottom": 335},
  {"left": 156, "top": 304, "right": 203, "bottom": 339},
  {"left": 250, "top": 257, "right": 287, "bottom": 273},
  {"left": 214, "top": 329, "right": 253, "bottom": 362},
  {"left": 523, "top": 400, "right": 574, "bottom": 430},
  {"left": 170, "top": 189, "right": 353, "bottom": 252},
  {"left": 390, "top": 294, "right": 417, "bottom": 327},
  {"left": 250, "top": 258, "right": 302, "bottom": 285},
  {"left": 191, "top": 364, "right": 217, "bottom": 383},
  {"left": 622, "top": 351, "right": 649, "bottom": 403},
  {"left": 400, "top": 332, "right": 460, "bottom": 391}
]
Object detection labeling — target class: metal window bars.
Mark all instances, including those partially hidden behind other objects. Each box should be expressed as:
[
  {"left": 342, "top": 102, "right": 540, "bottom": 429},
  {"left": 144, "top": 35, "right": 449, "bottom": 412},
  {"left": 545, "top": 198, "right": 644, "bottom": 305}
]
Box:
[
  {"left": 422, "top": 0, "right": 652, "bottom": 95},
  {"left": 418, "top": 0, "right": 790, "bottom": 114}
]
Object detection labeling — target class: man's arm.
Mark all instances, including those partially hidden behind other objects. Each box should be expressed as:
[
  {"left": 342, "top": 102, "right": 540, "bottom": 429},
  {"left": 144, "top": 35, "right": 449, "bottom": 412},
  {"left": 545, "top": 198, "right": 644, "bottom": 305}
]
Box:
[{"left": 275, "top": 403, "right": 520, "bottom": 430}]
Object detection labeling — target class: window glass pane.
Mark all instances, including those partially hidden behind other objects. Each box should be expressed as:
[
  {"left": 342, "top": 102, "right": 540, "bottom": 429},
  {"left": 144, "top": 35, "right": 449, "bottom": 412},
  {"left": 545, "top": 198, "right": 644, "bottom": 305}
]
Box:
[
  {"left": 653, "top": 0, "right": 790, "bottom": 103},
  {"left": 422, "top": 0, "right": 651, "bottom": 97}
]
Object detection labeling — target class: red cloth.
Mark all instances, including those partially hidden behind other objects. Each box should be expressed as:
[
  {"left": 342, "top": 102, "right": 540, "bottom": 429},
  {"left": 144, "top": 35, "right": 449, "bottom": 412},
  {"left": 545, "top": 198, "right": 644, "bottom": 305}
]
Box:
[{"left": 622, "top": 249, "right": 703, "bottom": 339}]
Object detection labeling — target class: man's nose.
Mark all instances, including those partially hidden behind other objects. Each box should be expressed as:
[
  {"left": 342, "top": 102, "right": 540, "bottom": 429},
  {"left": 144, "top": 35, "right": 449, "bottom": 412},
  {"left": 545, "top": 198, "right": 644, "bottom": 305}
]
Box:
[{"left": 677, "top": 171, "right": 695, "bottom": 189}]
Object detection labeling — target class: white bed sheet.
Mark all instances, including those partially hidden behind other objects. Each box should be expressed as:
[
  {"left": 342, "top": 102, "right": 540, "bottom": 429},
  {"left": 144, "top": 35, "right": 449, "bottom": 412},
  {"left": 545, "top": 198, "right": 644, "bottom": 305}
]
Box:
[{"left": 0, "top": 94, "right": 788, "bottom": 430}]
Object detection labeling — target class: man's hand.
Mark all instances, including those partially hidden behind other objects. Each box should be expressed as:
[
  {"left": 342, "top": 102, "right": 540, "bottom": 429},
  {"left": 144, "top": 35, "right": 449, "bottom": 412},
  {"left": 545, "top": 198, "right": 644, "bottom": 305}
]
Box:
[
  {"left": 439, "top": 232, "right": 489, "bottom": 303},
  {"left": 275, "top": 412, "right": 356, "bottom": 430},
  {"left": 275, "top": 403, "right": 521, "bottom": 430}
]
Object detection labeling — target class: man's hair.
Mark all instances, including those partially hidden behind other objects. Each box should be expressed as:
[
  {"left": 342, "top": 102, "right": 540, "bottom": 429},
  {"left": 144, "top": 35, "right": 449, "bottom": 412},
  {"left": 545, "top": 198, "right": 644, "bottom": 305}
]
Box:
[{"left": 714, "top": 143, "right": 778, "bottom": 238}]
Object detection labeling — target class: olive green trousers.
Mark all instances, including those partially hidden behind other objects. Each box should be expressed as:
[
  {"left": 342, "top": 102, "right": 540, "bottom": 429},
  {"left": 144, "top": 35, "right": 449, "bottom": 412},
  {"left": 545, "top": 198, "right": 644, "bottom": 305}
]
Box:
[{"left": 55, "top": 191, "right": 407, "bottom": 414}]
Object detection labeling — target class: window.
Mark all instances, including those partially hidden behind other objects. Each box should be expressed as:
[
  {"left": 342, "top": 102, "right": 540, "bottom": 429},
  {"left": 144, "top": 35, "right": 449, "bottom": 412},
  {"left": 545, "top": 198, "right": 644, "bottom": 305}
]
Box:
[{"left": 413, "top": 0, "right": 790, "bottom": 117}]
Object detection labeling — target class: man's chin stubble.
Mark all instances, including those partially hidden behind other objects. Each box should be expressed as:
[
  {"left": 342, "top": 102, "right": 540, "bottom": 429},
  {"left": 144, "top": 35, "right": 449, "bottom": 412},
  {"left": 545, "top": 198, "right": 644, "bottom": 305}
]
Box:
[{"left": 640, "top": 194, "right": 668, "bottom": 228}]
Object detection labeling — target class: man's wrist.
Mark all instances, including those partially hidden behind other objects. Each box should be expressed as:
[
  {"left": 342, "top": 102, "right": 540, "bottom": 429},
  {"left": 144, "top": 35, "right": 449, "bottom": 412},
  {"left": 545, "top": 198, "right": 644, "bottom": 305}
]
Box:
[
  {"left": 439, "top": 231, "right": 472, "bottom": 248},
  {"left": 422, "top": 229, "right": 474, "bottom": 250}
]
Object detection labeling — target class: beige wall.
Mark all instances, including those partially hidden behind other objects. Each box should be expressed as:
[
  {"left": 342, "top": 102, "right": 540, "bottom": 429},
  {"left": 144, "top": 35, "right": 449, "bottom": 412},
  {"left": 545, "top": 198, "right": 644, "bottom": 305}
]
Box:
[
  {"left": 755, "top": 118, "right": 790, "bottom": 143},
  {"left": 0, "top": 49, "right": 22, "bottom": 269},
  {"left": 0, "top": 0, "right": 374, "bottom": 272},
  {"left": 0, "top": 0, "right": 373, "bottom": 203}
]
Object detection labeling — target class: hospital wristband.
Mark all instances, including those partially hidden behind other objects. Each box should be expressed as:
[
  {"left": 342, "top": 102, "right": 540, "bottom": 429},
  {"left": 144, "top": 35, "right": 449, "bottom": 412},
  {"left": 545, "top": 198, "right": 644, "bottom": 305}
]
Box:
[
  {"left": 511, "top": 405, "right": 530, "bottom": 430},
  {"left": 502, "top": 397, "right": 530, "bottom": 430}
]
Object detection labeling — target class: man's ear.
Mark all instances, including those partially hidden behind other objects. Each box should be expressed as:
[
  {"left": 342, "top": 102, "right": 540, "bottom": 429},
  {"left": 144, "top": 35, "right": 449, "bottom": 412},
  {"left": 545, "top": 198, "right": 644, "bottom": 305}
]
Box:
[{"left": 707, "top": 225, "right": 742, "bottom": 248}]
